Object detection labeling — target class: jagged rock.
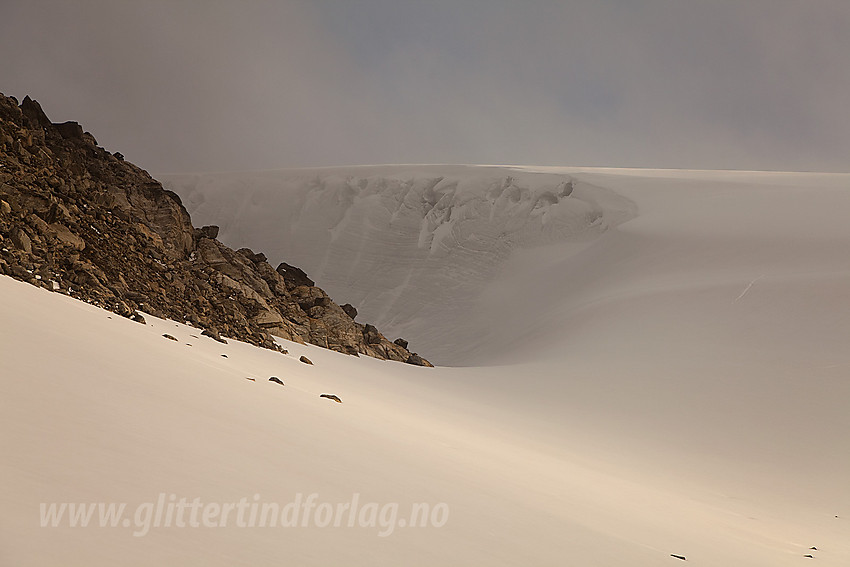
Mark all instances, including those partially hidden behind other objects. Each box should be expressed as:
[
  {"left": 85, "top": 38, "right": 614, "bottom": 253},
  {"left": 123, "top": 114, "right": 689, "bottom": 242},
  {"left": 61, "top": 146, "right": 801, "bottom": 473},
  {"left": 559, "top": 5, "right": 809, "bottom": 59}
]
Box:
[
  {"left": 406, "top": 353, "right": 433, "bottom": 367},
  {"left": 45, "top": 202, "right": 69, "bottom": 223},
  {"left": 54, "top": 121, "right": 84, "bottom": 140},
  {"left": 393, "top": 337, "right": 409, "bottom": 349},
  {"left": 20, "top": 96, "right": 51, "bottom": 129},
  {"left": 252, "top": 308, "right": 285, "bottom": 327},
  {"left": 11, "top": 227, "right": 32, "bottom": 253},
  {"left": 10, "top": 265, "right": 28, "bottom": 279},
  {"left": 130, "top": 313, "right": 146, "bottom": 324},
  {"left": 320, "top": 394, "right": 342, "bottom": 403},
  {"left": 202, "top": 328, "right": 227, "bottom": 343},
  {"left": 299, "top": 355, "right": 313, "bottom": 365},
  {"left": 49, "top": 223, "right": 85, "bottom": 250},
  {"left": 197, "top": 225, "right": 219, "bottom": 239},
  {"left": 237, "top": 247, "right": 267, "bottom": 264},
  {"left": 341, "top": 303, "right": 357, "bottom": 319},
  {"left": 276, "top": 262, "right": 314, "bottom": 288},
  {"left": 0, "top": 93, "right": 431, "bottom": 367},
  {"left": 363, "top": 323, "right": 381, "bottom": 345},
  {"left": 269, "top": 376, "right": 284, "bottom": 386}
]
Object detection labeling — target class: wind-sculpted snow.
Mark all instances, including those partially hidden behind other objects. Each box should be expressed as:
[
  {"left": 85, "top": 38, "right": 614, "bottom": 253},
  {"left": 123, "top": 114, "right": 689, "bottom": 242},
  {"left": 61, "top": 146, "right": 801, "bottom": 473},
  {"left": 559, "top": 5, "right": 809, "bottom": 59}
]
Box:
[{"left": 163, "top": 166, "right": 637, "bottom": 364}]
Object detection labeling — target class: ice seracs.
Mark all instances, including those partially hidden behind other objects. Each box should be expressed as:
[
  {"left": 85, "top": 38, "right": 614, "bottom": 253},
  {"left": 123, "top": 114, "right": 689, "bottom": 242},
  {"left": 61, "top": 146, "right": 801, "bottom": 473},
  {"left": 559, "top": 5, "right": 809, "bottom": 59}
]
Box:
[{"left": 163, "top": 165, "right": 637, "bottom": 364}]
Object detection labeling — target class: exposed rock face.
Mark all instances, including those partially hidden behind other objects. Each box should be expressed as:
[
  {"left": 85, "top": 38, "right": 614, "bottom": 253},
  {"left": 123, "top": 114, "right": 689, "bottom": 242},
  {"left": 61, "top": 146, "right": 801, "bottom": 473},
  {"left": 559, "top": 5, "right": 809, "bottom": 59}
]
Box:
[{"left": 0, "top": 93, "right": 431, "bottom": 366}]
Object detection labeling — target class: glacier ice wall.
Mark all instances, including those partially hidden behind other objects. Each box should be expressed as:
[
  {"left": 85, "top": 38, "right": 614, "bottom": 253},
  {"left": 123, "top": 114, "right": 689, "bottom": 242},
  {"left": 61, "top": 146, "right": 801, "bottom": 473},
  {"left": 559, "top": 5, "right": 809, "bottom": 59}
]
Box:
[{"left": 163, "top": 165, "right": 636, "bottom": 364}]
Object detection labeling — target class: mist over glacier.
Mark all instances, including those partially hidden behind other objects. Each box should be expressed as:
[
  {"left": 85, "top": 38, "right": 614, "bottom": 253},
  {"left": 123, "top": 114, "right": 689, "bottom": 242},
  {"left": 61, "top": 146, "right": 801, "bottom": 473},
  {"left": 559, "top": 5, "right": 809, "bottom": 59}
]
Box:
[{"left": 163, "top": 165, "right": 637, "bottom": 365}]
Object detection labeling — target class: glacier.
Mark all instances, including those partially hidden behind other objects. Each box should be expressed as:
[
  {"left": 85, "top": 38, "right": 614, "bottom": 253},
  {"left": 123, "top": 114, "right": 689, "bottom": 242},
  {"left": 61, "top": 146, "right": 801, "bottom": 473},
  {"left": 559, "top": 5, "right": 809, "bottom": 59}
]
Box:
[{"left": 163, "top": 165, "right": 637, "bottom": 364}]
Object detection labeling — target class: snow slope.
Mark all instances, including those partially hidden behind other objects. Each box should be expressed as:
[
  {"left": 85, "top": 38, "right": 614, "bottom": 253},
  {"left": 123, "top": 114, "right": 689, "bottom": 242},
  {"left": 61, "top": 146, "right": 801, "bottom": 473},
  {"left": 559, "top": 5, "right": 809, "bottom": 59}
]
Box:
[
  {"left": 5, "top": 165, "right": 850, "bottom": 565},
  {"left": 2, "top": 275, "right": 848, "bottom": 566}
]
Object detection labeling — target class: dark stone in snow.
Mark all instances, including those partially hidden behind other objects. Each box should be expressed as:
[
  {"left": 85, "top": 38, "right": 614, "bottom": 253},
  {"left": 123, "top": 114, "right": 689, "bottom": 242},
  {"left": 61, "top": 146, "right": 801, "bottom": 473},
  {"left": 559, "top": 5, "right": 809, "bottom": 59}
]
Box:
[
  {"left": 320, "top": 394, "right": 342, "bottom": 403},
  {"left": 299, "top": 355, "right": 313, "bottom": 365},
  {"left": 269, "top": 377, "right": 284, "bottom": 386}
]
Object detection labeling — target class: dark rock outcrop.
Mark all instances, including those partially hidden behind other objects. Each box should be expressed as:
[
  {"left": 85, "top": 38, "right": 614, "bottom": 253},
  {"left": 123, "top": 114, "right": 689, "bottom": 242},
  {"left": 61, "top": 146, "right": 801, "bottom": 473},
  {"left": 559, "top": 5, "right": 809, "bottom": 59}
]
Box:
[
  {"left": 0, "top": 93, "right": 432, "bottom": 367},
  {"left": 276, "top": 262, "right": 314, "bottom": 288},
  {"left": 340, "top": 303, "right": 357, "bottom": 320}
]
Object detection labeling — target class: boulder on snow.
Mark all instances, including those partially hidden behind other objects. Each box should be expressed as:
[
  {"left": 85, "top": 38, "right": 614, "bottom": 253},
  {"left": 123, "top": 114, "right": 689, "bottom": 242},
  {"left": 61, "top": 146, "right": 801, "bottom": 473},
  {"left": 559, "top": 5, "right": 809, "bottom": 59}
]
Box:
[
  {"left": 406, "top": 353, "right": 432, "bottom": 367},
  {"left": 202, "top": 328, "right": 227, "bottom": 344},
  {"left": 320, "top": 394, "right": 342, "bottom": 403},
  {"left": 269, "top": 377, "right": 284, "bottom": 386},
  {"left": 299, "top": 355, "right": 313, "bottom": 365}
]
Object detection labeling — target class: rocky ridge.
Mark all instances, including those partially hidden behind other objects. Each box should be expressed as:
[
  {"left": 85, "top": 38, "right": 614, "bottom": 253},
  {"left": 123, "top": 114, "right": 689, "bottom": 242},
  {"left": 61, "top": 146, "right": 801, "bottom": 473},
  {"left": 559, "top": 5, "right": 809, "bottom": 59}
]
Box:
[{"left": 0, "top": 94, "right": 431, "bottom": 366}]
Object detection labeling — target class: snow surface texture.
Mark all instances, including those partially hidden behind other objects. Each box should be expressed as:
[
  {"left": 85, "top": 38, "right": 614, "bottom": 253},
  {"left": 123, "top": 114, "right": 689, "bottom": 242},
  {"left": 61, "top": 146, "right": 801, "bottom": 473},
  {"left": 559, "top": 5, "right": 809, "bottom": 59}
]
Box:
[
  {"left": 164, "top": 165, "right": 637, "bottom": 365},
  {"left": 5, "top": 166, "right": 850, "bottom": 565},
  {"left": 2, "top": 274, "right": 848, "bottom": 566}
]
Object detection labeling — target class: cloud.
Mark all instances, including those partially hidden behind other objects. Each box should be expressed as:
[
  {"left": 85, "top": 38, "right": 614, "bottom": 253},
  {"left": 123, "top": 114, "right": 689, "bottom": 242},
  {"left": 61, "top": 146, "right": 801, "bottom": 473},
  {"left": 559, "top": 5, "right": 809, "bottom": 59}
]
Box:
[{"left": 1, "top": 0, "right": 848, "bottom": 173}]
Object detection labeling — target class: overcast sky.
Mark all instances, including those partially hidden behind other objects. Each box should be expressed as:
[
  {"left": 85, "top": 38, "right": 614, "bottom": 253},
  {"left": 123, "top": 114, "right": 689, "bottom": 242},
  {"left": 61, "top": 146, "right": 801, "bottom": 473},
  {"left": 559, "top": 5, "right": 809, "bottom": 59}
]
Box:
[{"left": 2, "top": 1, "right": 848, "bottom": 174}]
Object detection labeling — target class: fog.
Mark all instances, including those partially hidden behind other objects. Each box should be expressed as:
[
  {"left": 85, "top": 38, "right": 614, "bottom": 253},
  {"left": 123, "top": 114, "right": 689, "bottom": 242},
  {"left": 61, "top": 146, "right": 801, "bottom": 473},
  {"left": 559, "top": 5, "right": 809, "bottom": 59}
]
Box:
[{"left": 2, "top": 1, "right": 848, "bottom": 173}]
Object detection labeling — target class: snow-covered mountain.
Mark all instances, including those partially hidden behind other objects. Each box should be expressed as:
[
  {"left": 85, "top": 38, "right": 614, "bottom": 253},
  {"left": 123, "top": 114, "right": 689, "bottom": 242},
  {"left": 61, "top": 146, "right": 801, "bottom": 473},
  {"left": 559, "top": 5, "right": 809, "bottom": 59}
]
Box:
[{"left": 163, "top": 165, "right": 637, "bottom": 364}]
